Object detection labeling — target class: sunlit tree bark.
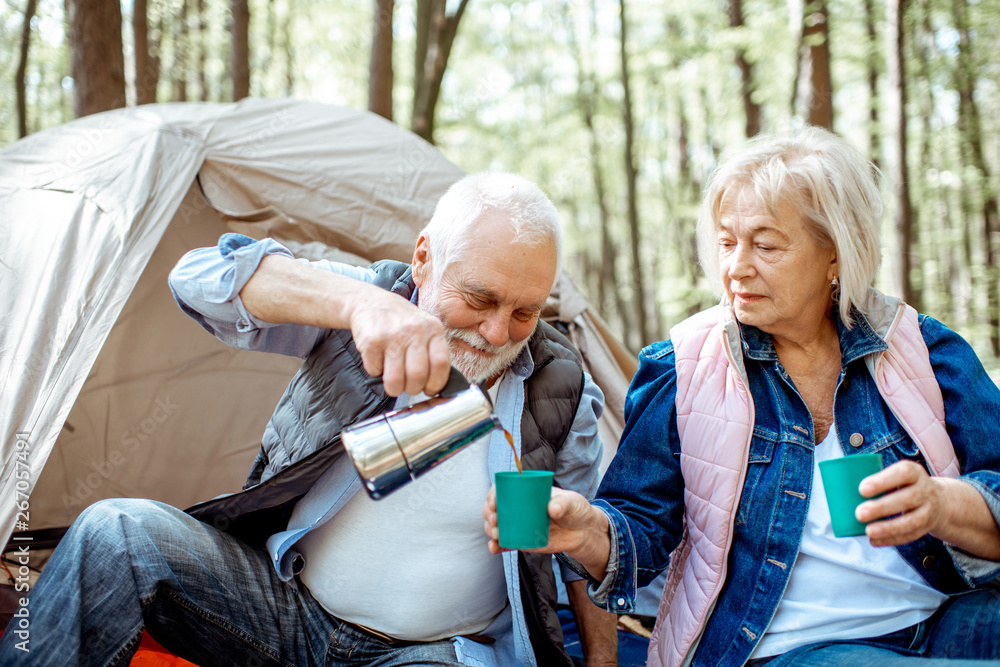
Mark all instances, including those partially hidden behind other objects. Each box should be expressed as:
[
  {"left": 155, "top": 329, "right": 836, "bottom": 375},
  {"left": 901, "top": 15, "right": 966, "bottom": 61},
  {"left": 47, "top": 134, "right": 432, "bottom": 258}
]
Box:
[
  {"left": 16, "top": 0, "right": 39, "bottom": 137},
  {"left": 863, "top": 0, "right": 880, "bottom": 166},
  {"left": 264, "top": 0, "right": 276, "bottom": 75},
  {"left": 134, "top": 4, "right": 162, "bottom": 105},
  {"left": 729, "top": 0, "right": 761, "bottom": 137},
  {"left": 231, "top": 0, "right": 250, "bottom": 100},
  {"left": 792, "top": 0, "right": 833, "bottom": 129},
  {"left": 283, "top": 0, "right": 294, "bottom": 96},
  {"left": 953, "top": 0, "right": 1000, "bottom": 355},
  {"left": 133, "top": 0, "right": 152, "bottom": 103},
  {"left": 174, "top": 0, "right": 188, "bottom": 101},
  {"left": 677, "top": 100, "right": 701, "bottom": 289},
  {"left": 619, "top": 0, "right": 649, "bottom": 349},
  {"left": 67, "top": 0, "right": 126, "bottom": 117},
  {"left": 915, "top": 0, "right": 943, "bottom": 315},
  {"left": 887, "top": 0, "right": 918, "bottom": 308},
  {"left": 197, "top": 0, "right": 208, "bottom": 100},
  {"left": 411, "top": 0, "right": 469, "bottom": 143},
  {"left": 565, "top": 0, "right": 632, "bottom": 339},
  {"left": 413, "top": 0, "right": 431, "bottom": 106},
  {"left": 368, "top": 0, "right": 394, "bottom": 121}
]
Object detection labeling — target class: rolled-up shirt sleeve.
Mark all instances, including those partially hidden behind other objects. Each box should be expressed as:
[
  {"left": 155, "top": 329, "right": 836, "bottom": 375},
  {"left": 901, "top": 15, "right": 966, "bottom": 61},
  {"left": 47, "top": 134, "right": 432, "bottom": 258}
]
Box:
[{"left": 168, "top": 233, "right": 375, "bottom": 358}]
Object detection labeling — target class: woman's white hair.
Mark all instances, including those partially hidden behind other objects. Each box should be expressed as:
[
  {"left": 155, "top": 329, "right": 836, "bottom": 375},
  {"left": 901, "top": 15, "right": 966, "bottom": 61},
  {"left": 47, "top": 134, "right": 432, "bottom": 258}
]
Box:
[
  {"left": 420, "top": 172, "right": 563, "bottom": 279},
  {"left": 696, "top": 126, "right": 884, "bottom": 328}
]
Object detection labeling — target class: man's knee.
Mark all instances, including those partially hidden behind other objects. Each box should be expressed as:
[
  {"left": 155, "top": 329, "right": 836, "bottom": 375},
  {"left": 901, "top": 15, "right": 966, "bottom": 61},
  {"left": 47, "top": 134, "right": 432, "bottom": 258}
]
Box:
[{"left": 73, "top": 498, "right": 181, "bottom": 544}]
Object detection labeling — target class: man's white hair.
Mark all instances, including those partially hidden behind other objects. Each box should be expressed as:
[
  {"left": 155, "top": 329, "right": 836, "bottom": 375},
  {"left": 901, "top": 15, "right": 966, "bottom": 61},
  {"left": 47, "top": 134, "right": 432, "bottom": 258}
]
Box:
[
  {"left": 420, "top": 172, "right": 563, "bottom": 279},
  {"left": 696, "top": 126, "right": 884, "bottom": 328}
]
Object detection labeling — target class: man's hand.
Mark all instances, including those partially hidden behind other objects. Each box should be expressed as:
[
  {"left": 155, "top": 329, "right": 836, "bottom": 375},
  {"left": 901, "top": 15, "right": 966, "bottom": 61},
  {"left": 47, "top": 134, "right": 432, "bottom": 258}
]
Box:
[
  {"left": 240, "top": 255, "right": 452, "bottom": 397},
  {"left": 483, "top": 487, "right": 612, "bottom": 581},
  {"left": 857, "top": 460, "right": 1000, "bottom": 560},
  {"left": 348, "top": 289, "right": 451, "bottom": 397}
]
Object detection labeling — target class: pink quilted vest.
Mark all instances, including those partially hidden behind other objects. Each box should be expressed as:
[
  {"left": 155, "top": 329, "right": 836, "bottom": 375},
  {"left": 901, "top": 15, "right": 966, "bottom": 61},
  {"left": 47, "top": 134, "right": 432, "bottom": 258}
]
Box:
[{"left": 647, "top": 298, "right": 960, "bottom": 667}]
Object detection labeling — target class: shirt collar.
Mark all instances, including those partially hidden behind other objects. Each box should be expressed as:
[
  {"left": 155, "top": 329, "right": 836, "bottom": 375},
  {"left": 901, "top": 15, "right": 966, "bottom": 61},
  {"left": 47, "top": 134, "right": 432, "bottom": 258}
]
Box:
[{"left": 509, "top": 337, "right": 535, "bottom": 379}]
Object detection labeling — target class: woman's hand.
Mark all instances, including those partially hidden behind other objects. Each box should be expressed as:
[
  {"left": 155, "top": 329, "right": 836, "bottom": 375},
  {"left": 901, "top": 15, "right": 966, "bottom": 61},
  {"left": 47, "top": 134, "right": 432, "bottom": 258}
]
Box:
[
  {"left": 483, "top": 486, "right": 613, "bottom": 580},
  {"left": 857, "top": 460, "right": 1000, "bottom": 560}
]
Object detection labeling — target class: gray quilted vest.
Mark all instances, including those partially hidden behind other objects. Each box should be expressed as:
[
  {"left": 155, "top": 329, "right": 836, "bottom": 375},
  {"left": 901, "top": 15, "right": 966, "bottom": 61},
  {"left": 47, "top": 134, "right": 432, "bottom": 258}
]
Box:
[{"left": 187, "top": 260, "right": 583, "bottom": 666}]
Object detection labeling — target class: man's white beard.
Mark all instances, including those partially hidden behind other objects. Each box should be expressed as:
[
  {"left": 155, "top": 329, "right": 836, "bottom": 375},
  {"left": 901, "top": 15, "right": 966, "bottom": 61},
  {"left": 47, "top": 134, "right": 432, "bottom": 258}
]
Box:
[
  {"left": 420, "top": 278, "right": 530, "bottom": 384},
  {"left": 445, "top": 327, "right": 529, "bottom": 384}
]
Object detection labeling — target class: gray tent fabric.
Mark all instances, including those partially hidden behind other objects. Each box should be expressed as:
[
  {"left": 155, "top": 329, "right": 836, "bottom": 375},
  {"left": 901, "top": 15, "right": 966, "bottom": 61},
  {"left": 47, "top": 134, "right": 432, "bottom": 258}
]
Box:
[{"left": 0, "top": 98, "right": 637, "bottom": 548}]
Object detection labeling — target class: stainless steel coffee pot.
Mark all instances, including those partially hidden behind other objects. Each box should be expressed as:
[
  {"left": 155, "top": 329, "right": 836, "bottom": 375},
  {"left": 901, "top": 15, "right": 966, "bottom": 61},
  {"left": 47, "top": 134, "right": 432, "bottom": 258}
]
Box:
[{"left": 340, "top": 368, "right": 501, "bottom": 499}]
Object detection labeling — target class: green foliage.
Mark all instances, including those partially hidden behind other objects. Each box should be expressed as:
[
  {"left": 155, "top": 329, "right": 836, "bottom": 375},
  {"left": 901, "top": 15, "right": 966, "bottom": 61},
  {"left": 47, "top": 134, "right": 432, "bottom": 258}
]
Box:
[
  {"left": 3, "top": 0, "right": 1000, "bottom": 357},
  {"left": 1, "top": 0, "right": 71, "bottom": 144}
]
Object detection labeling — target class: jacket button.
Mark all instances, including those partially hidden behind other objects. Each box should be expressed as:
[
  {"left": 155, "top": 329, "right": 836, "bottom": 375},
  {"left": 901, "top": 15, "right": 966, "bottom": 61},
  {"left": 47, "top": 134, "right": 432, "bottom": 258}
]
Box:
[
  {"left": 922, "top": 555, "right": 937, "bottom": 569},
  {"left": 849, "top": 433, "right": 864, "bottom": 447}
]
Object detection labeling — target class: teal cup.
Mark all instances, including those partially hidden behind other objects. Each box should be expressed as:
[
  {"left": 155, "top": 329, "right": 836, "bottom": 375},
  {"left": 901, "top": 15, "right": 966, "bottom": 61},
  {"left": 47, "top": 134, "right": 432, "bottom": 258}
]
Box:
[
  {"left": 495, "top": 471, "right": 554, "bottom": 549},
  {"left": 818, "top": 453, "right": 883, "bottom": 537}
]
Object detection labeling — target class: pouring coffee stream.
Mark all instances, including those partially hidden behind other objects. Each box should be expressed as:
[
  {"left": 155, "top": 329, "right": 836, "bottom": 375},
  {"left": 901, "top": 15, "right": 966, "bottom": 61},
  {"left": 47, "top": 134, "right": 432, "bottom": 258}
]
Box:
[
  {"left": 504, "top": 429, "right": 522, "bottom": 474},
  {"left": 341, "top": 367, "right": 520, "bottom": 499}
]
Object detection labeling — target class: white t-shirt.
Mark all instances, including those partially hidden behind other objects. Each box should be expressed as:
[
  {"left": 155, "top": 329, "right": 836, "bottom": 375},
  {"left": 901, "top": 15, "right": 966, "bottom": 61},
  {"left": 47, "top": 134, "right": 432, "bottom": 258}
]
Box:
[
  {"left": 296, "top": 383, "right": 508, "bottom": 641},
  {"left": 751, "top": 425, "right": 948, "bottom": 659}
]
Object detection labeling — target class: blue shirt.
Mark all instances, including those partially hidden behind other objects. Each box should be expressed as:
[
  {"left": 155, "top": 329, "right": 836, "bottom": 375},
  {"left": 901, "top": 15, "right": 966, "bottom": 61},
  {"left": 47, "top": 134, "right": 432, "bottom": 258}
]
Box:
[
  {"left": 168, "top": 235, "right": 606, "bottom": 667},
  {"left": 583, "top": 307, "right": 1000, "bottom": 666}
]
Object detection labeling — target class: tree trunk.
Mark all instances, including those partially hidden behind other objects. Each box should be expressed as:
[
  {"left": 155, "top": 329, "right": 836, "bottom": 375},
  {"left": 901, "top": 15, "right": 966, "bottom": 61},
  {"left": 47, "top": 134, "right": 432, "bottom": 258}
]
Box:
[
  {"left": 953, "top": 0, "right": 1000, "bottom": 354},
  {"left": 413, "top": 0, "right": 432, "bottom": 120},
  {"left": 410, "top": 0, "right": 469, "bottom": 143},
  {"left": 67, "top": 0, "right": 126, "bottom": 117},
  {"left": 863, "top": 0, "right": 879, "bottom": 166},
  {"left": 134, "top": 0, "right": 160, "bottom": 104},
  {"left": 151, "top": 14, "right": 163, "bottom": 100},
  {"left": 264, "top": 0, "right": 276, "bottom": 73},
  {"left": 197, "top": 0, "right": 208, "bottom": 100},
  {"left": 284, "top": 0, "right": 294, "bottom": 96},
  {"left": 682, "top": 92, "right": 706, "bottom": 290},
  {"left": 590, "top": 65, "right": 627, "bottom": 332},
  {"left": 618, "top": 0, "right": 648, "bottom": 348},
  {"left": 16, "top": 0, "right": 39, "bottom": 137},
  {"left": 133, "top": 0, "right": 150, "bottom": 103},
  {"left": 231, "top": 0, "right": 250, "bottom": 100},
  {"left": 887, "top": 0, "right": 918, "bottom": 309},
  {"left": 916, "top": 0, "right": 938, "bottom": 313},
  {"left": 368, "top": 0, "right": 394, "bottom": 121},
  {"left": 175, "top": 0, "right": 188, "bottom": 101},
  {"left": 793, "top": 0, "right": 834, "bottom": 129},
  {"left": 729, "top": 0, "right": 761, "bottom": 137},
  {"left": 563, "top": 0, "right": 633, "bottom": 339}
]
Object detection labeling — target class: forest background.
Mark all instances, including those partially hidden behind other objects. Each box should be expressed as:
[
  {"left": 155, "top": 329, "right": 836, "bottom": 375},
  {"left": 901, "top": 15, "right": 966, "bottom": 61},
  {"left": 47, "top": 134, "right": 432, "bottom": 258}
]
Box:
[{"left": 2, "top": 0, "right": 999, "bottom": 371}]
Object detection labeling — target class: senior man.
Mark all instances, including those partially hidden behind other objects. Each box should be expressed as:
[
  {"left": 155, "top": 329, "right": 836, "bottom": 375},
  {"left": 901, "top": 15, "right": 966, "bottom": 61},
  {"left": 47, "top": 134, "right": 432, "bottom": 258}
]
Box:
[{"left": 0, "top": 172, "right": 617, "bottom": 667}]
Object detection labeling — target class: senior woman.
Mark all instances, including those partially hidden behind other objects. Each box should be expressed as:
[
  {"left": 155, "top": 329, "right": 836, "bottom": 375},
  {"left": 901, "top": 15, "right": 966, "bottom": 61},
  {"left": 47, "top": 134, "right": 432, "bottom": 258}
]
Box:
[{"left": 484, "top": 127, "right": 1000, "bottom": 666}]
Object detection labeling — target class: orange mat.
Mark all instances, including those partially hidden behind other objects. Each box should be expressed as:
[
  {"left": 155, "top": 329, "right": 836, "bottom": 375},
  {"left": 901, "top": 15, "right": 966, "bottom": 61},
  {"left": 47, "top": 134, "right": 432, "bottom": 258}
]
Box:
[{"left": 129, "top": 631, "right": 200, "bottom": 666}]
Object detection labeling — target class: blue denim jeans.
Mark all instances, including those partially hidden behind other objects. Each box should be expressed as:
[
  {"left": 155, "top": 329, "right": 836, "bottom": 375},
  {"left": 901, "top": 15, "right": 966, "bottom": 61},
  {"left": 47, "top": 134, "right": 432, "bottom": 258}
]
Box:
[
  {"left": 749, "top": 587, "right": 1000, "bottom": 666},
  {"left": 0, "top": 499, "right": 465, "bottom": 667}
]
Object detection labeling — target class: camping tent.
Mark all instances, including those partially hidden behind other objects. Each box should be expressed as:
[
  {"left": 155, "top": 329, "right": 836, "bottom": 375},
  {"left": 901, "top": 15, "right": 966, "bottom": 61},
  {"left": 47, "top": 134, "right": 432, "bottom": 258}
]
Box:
[{"left": 0, "top": 97, "right": 636, "bottom": 549}]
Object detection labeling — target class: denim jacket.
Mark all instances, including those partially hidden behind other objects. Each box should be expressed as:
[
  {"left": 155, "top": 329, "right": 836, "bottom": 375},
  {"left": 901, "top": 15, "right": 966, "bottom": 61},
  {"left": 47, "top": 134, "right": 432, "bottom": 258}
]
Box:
[{"left": 586, "top": 302, "right": 1000, "bottom": 666}]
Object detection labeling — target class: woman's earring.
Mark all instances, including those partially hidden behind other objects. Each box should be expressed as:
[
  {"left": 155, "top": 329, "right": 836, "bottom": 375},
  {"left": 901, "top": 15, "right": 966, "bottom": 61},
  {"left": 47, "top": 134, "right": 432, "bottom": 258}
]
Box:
[{"left": 830, "top": 276, "right": 839, "bottom": 289}]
